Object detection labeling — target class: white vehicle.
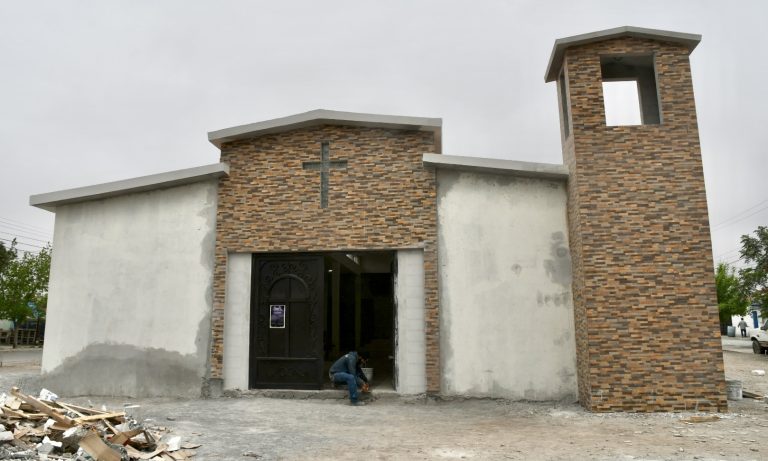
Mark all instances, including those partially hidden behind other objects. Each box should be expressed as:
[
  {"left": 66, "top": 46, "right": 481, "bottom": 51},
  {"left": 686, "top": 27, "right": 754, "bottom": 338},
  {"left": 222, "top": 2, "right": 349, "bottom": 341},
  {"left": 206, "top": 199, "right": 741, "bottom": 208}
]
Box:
[{"left": 751, "top": 320, "right": 768, "bottom": 355}]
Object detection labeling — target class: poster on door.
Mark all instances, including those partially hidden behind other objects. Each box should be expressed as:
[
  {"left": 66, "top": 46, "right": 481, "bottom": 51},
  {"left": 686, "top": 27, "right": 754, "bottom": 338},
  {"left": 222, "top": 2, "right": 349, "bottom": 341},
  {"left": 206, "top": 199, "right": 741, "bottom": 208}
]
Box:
[{"left": 270, "top": 304, "right": 286, "bottom": 328}]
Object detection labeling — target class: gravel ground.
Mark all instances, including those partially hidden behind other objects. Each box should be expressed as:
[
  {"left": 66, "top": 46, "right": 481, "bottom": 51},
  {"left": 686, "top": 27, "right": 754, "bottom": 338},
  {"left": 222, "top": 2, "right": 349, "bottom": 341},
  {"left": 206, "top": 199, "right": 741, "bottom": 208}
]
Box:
[{"left": 0, "top": 341, "right": 766, "bottom": 460}]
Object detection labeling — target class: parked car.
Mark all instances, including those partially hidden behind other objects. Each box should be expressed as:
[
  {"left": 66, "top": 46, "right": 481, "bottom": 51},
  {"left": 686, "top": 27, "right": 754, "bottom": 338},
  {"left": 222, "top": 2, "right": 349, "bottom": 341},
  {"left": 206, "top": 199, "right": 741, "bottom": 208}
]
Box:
[{"left": 751, "top": 320, "right": 768, "bottom": 354}]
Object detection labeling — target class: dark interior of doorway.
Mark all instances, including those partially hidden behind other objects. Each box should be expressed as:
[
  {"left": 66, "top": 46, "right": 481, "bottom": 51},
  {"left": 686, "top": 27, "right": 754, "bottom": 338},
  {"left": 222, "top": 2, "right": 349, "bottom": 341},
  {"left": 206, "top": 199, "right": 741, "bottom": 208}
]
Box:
[{"left": 323, "top": 251, "right": 395, "bottom": 391}]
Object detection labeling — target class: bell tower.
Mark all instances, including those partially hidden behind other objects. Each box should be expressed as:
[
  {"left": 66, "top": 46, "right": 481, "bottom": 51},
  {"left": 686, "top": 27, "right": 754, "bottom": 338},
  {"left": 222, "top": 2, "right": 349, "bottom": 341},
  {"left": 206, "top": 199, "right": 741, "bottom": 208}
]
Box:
[{"left": 546, "top": 27, "right": 726, "bottom": 412}]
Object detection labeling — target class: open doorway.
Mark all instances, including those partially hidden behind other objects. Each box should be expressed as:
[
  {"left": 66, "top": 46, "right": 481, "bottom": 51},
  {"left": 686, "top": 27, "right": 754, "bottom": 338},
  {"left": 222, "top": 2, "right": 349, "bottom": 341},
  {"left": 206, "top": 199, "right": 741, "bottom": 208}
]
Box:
[{"left": 323, "top": 251, "right": 395, "bottom": 390}]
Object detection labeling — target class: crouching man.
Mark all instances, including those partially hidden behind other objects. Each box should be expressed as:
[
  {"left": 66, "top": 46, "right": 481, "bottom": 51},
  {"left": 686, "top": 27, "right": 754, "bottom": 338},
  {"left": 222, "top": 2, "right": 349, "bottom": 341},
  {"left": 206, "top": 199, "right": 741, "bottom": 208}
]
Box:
[{"left": 329, "top": 350, "right": 370, "bottom": 405}]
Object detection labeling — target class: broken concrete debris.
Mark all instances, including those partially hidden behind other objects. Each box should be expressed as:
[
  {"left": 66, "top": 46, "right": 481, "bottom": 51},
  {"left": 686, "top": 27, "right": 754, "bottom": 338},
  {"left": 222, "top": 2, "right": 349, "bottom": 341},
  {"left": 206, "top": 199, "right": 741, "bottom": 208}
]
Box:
[{"left": 0, "top": 387, "right": 199, "bottom": 460}]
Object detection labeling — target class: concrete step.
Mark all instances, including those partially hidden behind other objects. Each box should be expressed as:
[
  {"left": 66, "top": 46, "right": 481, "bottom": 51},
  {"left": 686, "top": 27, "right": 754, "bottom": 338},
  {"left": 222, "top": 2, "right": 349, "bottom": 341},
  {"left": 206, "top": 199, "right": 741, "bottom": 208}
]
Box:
[{"left": 222, "top": 387, "right": 409, "bottom": 402}]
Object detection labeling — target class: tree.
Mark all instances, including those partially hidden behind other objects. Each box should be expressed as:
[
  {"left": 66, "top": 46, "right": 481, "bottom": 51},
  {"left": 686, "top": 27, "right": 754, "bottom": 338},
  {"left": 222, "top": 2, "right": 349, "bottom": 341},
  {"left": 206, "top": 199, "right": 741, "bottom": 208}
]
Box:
[
  {"left": 740, "top": 226, "right": 768, "bottom": 317},
  {"left": 0, "top": 240, "right": 16, "bottom": 274},
  {"left": 0, "top": 245, "right": 51, "bottom": 347},
  {"left": 715, "top": 262, "right": 750, "bottom": 334}
]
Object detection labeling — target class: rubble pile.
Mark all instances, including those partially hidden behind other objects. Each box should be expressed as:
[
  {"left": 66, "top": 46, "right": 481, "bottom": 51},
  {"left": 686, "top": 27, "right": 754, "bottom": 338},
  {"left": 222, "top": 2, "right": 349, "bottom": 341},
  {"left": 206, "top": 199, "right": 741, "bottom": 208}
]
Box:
[{"left": 0, "top": 387, "right": 199, "bottom": 460}]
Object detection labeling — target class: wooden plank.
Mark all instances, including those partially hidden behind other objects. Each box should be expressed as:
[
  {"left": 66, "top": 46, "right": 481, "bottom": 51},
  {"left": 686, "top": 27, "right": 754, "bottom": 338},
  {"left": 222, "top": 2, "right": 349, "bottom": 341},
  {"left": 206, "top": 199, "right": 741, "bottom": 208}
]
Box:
[
  {"left": 57, "top": 402, "right": 109, "bottom": 415},
  {"left": 110, "top": 432, "right": 129, "bottom": 446},
  {"left": 74, "top": 411, "right": 125, "bottom": 424},
  {"left": 5, "top": 396, "right": 22, "bottom": 410},
  {"left": 743, "top": 390, "right": 765, "bottom": 399},
  {"left": 56, "top": 402, "right": 86, "bottom": 417},
  {"left": 78, "top": 432, "right": 121, "bottom": 461},
  {"left": 681, "top": 415, "right": 720, "bottom": 423},
  {"left": 10, "top": 387, "right": 74, "bottom": 427},
  {"left": 1, "top": 407, "right": 46, "bottom": 420},
  {"left": 0, "top": 407, "right": 24, "bottom": 419},
  {"left": 110, "top": 428, "right": 144, "bottom": 446},
  {"left": 102, "top": 419, "right": 119, "bottom": 435},
  {"left": 51, "top": 422, "right": 72, "bottom": 431}
]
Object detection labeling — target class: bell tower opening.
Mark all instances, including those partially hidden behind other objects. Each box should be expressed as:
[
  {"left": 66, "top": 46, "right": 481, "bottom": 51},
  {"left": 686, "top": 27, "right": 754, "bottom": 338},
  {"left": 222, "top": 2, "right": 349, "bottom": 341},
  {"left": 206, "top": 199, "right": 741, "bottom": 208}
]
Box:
[{"left": 600, "top": 54, "right": 660, "bottom": 126}]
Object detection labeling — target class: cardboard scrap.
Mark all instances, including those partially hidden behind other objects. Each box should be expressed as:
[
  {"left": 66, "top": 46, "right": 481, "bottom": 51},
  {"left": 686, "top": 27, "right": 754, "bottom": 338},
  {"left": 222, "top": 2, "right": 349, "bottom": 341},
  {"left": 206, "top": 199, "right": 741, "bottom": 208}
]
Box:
[
  {"left": 139, "top": 442, "right": 169, "bottom": 460},
  {"left": 170, "top": 449, "right": 197, "bottom": 460},
  {"left": 79, "top": 431, "right": 122, "bottom": 461}
]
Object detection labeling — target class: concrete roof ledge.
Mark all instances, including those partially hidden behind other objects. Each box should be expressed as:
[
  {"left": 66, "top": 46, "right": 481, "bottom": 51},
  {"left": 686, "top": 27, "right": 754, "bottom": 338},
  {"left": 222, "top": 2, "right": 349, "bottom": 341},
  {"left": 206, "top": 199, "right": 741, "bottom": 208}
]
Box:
[
  {"left": 208, "top": 109, "right": 443, "bottom": 151},
  {"left": 423, "top": 153, "right": 568, "bottom": 180},
  {"left": 545, "top": 26, "right": 701, "bottom": 82},
  {"left": 30, "top": 163, "right": 230, "bottom": 212}
]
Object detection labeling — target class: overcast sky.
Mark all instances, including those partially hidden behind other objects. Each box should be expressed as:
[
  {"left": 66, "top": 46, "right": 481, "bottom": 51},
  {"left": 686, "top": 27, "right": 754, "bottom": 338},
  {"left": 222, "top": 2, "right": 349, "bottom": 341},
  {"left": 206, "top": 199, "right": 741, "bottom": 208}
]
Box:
[{"left": 0, "top": 0, "right": 766, "bottom": 268}]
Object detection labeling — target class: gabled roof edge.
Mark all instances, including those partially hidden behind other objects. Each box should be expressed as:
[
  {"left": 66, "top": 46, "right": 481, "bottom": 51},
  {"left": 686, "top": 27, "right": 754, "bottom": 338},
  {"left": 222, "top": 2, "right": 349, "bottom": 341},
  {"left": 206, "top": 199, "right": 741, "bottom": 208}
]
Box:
[
  {"left": 545, "top": 26, "right": 701, "bottom": 82},
  {"left": 30, "top": 163, "right": 229, "bottom": 212},
  {"left": 208, "top": 109, "right": 443, "bottom": 149}
]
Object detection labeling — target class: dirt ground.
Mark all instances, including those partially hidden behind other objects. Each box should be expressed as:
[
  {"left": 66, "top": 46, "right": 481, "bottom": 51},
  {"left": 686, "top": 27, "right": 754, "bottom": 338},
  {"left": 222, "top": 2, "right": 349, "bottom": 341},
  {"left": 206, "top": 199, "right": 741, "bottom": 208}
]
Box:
[{"left": 1, "top": 341, "right": 767, "bottom": 461}]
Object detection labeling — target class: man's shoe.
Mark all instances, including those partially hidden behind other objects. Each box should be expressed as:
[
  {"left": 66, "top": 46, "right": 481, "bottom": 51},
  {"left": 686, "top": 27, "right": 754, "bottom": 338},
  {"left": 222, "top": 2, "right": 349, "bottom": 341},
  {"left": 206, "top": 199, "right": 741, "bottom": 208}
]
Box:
[{"left": 350, "top": 400, "right": 367, "bottom": 406}]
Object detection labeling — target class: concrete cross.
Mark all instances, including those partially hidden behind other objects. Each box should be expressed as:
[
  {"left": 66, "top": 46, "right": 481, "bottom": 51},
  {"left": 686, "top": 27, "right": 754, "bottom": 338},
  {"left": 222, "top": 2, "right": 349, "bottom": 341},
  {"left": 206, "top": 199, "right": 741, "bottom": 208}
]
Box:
[{"left": 302, "top": 141, "right": 348, "bottom": 208}]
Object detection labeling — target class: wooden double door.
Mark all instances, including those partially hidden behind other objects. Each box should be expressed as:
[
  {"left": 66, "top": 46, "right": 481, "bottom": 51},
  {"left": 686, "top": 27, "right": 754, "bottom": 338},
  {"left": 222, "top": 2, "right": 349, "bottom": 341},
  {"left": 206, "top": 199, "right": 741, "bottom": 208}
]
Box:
[{"left": 249, "top": 254, "right": 325, "bottom": 389}]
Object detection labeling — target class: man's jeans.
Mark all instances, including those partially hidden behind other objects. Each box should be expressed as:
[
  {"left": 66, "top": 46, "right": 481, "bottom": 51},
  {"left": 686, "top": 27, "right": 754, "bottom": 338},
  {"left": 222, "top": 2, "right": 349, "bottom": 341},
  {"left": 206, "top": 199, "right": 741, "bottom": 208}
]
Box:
[{"left": 332, "top": 372, "right": 361, "bottom": 402}]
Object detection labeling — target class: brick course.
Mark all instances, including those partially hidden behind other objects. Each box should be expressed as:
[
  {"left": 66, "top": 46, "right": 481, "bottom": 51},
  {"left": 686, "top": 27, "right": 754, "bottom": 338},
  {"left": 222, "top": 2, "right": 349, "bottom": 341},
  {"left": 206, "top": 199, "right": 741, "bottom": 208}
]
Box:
[
  {"left": 558, "top": 37, "right": 726, "bottom": 411},
  {"left": 209, "top": 125, "right": 441, "bottom": 392}
]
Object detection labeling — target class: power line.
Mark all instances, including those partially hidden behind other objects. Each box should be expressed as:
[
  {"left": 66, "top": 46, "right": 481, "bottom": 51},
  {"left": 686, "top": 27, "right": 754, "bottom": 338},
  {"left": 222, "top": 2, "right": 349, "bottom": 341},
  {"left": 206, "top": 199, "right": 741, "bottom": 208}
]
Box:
[
  {"left": 711, "top": 200, "right": 768, "bottom": 231},
  {"left": 0, "top": 216, "right": 52, "bottom": 234},
  {"left": 0, "top": 223, "right": 51, "bottom": 238},
  {"left": 0, "top": 222, "right": 52, "bottom": 239},
  {"left": 714, "top": 206, "right": 768, "bottom": 231},
  {"left": 0, "top": 231, "right": 51, "bottom": 245},
  {"left": 712, "top": 199, "right": 768, "bottom": 227},
  {"left": 714, "top": 247, "right": 741, "bottom": 260},
  {"left": 0, "top": 237, "right": 46, "bottom": 250}
]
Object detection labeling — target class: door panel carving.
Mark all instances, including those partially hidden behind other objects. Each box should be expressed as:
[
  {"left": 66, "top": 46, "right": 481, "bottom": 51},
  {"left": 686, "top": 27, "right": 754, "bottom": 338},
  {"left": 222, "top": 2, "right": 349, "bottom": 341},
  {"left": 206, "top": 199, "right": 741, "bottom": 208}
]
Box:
[{"left": 250, "top": 255, "right": 324, "bottom": 389}]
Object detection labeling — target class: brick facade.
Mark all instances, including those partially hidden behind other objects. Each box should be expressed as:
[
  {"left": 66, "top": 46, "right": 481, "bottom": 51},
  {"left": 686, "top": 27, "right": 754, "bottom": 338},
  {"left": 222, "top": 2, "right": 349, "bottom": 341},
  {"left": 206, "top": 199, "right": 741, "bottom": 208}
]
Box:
[
  {"left": 209, "top": 125, "right": 442, "bottom": 393},
  {"left": 557, "top": 37, "right": 727, "bottom": 411}
]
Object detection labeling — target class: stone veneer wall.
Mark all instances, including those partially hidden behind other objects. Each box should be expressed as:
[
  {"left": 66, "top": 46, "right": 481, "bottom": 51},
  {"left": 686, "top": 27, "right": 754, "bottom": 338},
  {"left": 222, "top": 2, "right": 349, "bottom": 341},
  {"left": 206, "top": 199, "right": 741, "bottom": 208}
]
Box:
[
  {"left": 209, "top": 125, "right": 441, "bottom": 393},
  {"left": 558, "top": 37, "right": 726, "bottom": 411}
]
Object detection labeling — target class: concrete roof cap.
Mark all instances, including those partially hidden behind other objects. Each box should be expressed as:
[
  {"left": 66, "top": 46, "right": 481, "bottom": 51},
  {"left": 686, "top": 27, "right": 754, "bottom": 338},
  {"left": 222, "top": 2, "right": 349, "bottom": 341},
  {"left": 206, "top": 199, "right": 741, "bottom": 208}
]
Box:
[
  {"left": 208, "top": 109, "right": 443, "bottom": 152},
  {"left": 545, "top": 26, "right": 701, "bottom": 82},
  {"left": 423, "top": 153, "right": 568, "bottom": 180},
  {"left": 30, "top": 163, "right": 229, "bottom": 212}
]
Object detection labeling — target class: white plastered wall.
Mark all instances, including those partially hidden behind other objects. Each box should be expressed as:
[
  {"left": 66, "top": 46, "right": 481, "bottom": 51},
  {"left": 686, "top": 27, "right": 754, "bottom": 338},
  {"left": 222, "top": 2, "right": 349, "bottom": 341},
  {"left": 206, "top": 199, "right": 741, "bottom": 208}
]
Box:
[
  {"left": 223, "top": 253, "right": 252, "bottom": 390},
  {"left": 394, "top": 249, "right": 426, "bottom": 394},
  {"left": 41, "top": 181, "right": 218, "bottom": 397},
  {"left": 437, "top": 170, "right": 577, "bottom": 400}
]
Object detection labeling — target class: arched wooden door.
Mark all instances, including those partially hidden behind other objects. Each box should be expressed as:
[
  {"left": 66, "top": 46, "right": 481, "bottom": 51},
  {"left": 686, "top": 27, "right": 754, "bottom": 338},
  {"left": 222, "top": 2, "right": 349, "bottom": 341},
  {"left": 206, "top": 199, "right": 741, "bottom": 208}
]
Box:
[{"left": 250, "top": 254, "right": 324, "bottom": 389}]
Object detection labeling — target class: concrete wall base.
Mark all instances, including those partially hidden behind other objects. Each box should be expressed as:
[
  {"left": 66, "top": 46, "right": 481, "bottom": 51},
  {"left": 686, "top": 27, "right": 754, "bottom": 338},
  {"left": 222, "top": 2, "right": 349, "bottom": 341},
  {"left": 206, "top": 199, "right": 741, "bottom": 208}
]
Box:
[{"left": 205, "top": 378, "right": 224, "bottom": 399}]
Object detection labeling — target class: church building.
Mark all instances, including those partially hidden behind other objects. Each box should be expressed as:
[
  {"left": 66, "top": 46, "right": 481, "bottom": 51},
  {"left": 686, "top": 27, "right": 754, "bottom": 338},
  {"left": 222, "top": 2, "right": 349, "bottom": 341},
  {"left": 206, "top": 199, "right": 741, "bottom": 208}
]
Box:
[{"left": 30, "top": 27, "right": 727, "bottom": 412}]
